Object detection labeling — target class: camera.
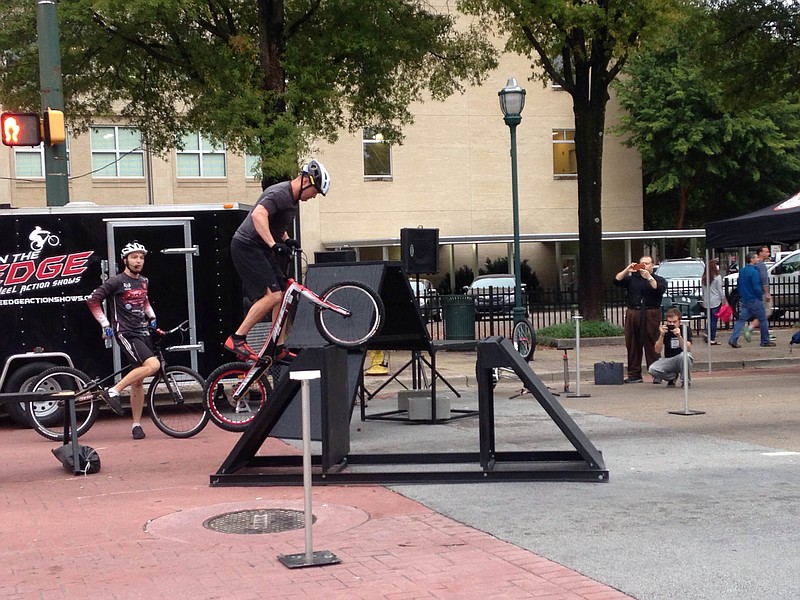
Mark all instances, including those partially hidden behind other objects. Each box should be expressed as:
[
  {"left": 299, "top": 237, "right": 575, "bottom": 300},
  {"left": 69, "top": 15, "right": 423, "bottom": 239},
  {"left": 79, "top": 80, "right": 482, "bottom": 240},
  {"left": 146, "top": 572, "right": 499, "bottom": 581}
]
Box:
[{"left": 667, "top": 323, "right": 677, "bottom": 330}]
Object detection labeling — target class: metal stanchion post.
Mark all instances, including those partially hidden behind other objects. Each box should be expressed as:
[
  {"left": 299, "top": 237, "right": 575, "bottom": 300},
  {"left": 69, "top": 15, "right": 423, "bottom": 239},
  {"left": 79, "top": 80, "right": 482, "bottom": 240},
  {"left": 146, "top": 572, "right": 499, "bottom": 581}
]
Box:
[
  {"left": 278, "top": 370, "right": 341, "bottom": 568},
  {"left": 567, "top": 314, "right": 590, "bottom": 398},
  {"left": 668, "top": 322, "right": 705, "bottom": 416}
]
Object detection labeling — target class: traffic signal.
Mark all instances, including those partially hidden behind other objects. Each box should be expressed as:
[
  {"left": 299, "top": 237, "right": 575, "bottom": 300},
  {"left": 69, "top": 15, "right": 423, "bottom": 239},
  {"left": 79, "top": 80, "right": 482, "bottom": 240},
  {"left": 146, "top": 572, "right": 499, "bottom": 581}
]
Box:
[
  {"left": 1, "top": 112, "right": 42, "bottom": 147},
  {"left": 43, "top": 109, "right": 66, "bottom": 145}
]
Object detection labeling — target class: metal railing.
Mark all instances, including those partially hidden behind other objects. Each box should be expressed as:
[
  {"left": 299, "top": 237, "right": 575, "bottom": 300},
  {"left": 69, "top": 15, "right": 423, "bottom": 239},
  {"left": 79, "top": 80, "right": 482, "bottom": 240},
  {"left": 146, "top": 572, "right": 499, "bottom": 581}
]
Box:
[{"left": 421, "top": 281, "right": 799, "bottom": 341}]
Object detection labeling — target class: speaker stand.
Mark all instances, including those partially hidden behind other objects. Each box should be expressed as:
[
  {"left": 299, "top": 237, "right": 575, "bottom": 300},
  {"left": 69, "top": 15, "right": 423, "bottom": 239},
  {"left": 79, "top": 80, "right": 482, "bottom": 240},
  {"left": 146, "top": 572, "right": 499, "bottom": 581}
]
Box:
[{"left": 361, "top": 349, "right": 474, "bottom": 423}]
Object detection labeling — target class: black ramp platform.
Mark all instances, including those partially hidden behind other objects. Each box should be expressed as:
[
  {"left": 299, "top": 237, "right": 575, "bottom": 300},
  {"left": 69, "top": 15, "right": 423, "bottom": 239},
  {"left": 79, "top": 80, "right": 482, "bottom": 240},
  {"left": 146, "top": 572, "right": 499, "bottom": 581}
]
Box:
[
  {"left": 287, "top": 261, "right": 431, "bottom": 352},
  {"left": 214, "top": 346, "right": 355, "bottom": 477},
  {"left": 211, "top": 337, "right": 608, "bottom": 486}
]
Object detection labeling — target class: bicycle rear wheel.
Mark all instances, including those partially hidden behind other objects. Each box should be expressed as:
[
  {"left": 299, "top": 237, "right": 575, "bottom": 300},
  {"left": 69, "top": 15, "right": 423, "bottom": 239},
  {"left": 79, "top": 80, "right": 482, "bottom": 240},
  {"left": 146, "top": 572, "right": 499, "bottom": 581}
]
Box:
[
  {"left": 147, "top": 366, "right": 209, "bottom": 438},
  {"left": 26, "top": 367, "right": 99, "bottom": 441},
  {"left": 315, "top": 281, "right": 384, "bottom": 347},
  {"left": 203, "top": 362, "right": 271, "bottom": 432},
  {"left": 512, "top": 318, "right": 536, "bottom": 361}
]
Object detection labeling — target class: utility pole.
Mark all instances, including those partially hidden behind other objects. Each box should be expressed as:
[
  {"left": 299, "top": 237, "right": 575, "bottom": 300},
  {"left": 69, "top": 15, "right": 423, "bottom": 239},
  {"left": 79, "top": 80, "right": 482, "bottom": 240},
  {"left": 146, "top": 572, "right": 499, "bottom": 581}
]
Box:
[{"left": 36, "top": 0, "right": 69, "bottom": 206}]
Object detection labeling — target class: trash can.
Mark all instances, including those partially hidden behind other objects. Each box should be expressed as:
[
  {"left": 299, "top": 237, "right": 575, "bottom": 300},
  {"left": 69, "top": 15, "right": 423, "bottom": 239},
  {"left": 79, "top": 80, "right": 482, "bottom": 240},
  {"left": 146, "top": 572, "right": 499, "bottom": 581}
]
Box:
[{"left": 444, "top": 295, "right": 476, "bottom": 340}]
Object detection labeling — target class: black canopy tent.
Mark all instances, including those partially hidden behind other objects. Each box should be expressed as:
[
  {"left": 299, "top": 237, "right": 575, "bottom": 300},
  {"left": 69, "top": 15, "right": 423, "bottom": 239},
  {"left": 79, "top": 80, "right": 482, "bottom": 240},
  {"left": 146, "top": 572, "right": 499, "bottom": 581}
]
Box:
[{"left": 705, "top": 190, "right": 800, "bottom": 248}]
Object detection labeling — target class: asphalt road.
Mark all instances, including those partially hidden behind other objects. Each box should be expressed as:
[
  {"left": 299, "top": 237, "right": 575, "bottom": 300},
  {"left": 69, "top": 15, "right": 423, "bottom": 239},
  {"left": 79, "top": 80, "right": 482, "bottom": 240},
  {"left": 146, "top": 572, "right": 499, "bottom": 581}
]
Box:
[{"left": 354, "top": 367, "right": 800, "bottom": 600}]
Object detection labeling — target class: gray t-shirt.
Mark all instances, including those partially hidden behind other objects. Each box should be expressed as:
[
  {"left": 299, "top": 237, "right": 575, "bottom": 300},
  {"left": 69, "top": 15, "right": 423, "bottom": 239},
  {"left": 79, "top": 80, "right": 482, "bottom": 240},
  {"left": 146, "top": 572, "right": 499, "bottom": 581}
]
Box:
[
  {"left": 756, "top": 260, "right": 768, "bottom": 288},
  {"left": 233, "top": 181, "right": 297, "bottom": 247}
]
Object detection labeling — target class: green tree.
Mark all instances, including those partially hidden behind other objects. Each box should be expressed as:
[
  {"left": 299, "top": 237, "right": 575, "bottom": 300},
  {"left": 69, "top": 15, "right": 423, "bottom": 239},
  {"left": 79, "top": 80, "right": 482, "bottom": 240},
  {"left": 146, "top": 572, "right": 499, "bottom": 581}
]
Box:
[
  {"left": 703, "top": 0, "right": 800, "bottom": 110},
  {"left": 614, "top": 10, "right": 800, "bottom": 235},
  {"left": 458, "top": 0, "right": 681, "bottom": 320},
  {"left": 0, "top": 0, "right": 497, "bottom": 181}
]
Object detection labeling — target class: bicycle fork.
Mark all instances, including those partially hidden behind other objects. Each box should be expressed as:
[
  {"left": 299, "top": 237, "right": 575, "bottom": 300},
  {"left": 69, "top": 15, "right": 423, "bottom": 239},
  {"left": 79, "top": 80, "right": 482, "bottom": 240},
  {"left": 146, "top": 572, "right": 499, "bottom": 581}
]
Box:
[{"left": 232, "top": 361, "right": 270, "bottom": 405}]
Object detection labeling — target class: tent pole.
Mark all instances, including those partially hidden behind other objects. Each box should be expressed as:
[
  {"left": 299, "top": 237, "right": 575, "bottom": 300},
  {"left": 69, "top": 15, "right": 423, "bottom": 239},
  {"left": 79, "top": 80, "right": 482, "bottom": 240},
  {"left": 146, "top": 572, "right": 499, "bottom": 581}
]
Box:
[{"left": 706, "top": 247, "right": 712, "bottom": 373}]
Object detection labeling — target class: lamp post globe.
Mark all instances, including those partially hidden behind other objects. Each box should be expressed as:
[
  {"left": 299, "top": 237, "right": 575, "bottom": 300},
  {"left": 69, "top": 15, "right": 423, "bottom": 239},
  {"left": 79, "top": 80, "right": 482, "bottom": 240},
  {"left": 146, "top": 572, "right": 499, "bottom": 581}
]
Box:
[{"left": 498, "top": 78, "right": 526, "bottom": 324}]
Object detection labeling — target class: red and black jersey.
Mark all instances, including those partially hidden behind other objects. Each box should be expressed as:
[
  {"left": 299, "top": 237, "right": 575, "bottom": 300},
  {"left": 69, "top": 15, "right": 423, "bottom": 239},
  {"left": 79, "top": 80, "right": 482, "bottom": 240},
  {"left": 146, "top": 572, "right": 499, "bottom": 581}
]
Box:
[{"left": 86, "top": 272, "right": 155, "bottom": 336}]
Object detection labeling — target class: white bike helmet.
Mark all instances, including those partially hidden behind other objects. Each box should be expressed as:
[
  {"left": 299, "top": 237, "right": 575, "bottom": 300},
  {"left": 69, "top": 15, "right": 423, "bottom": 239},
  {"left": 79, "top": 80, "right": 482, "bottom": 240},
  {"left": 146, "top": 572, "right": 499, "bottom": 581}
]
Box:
[
  {"left": 120, "top": 241, "right": 148, "bottom": 259},
  {"left": 301, "top": 160, "right": 331, "bottom": 196}
]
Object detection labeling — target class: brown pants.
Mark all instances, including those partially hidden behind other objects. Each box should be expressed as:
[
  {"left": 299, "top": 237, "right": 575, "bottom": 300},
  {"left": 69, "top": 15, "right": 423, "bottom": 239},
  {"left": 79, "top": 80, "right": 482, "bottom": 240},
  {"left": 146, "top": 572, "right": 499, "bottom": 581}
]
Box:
[{"left": 624, "top": 308, "right": 662, "bottom": 378}]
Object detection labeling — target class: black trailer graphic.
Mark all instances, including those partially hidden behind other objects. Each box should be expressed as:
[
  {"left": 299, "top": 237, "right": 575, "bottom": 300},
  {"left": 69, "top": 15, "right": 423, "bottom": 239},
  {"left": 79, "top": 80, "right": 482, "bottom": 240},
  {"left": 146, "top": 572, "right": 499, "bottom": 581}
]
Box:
[{"left": 1, "top": 203, "right": 251, "bottom": 426}]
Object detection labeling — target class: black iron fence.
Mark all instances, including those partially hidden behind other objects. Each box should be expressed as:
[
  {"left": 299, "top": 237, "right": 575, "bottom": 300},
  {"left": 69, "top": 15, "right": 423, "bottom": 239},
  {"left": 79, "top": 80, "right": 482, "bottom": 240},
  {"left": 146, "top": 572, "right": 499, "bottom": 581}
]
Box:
[{"left": 422, "top": 282, "right": 798, "bottom": 341}]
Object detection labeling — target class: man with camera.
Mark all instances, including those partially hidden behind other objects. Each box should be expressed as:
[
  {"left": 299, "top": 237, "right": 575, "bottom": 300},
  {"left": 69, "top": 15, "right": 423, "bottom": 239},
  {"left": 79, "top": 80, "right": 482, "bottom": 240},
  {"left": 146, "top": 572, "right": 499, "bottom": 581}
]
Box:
[
  {"left": 649, "top": 307, "right": 693, "bottom": 387},
  {"left": 613, "top": 256, "right": 667, "bottom": 383}
]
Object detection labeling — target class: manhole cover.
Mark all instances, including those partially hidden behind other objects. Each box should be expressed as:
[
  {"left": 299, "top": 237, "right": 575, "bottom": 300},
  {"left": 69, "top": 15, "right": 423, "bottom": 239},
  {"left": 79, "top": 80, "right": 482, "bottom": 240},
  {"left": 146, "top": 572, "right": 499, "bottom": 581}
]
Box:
[{"left": 203, "top": 508, "right": 315, "bottom": 535}]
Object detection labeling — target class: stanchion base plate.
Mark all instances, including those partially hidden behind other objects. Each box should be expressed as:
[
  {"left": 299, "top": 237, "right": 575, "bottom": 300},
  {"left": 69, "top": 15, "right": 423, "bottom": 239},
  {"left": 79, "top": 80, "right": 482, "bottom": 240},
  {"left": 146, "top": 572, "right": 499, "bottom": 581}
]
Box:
[
  {"left": 668, "top": 410, "right": 706, "bottom": 416},
  {"left": 566, "top": 393, "right": 591, "bottom": 398},
  {"left": 278, "top": 550, "right": 341, "bottom": 568}
]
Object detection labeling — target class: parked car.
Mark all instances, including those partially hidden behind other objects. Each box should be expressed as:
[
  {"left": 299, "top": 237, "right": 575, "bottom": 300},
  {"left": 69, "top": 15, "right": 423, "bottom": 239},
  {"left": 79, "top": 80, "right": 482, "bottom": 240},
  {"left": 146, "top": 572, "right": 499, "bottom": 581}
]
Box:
[
  {"left": 654, "top": 257, "right": 706, "bottom": 318},
  {"left": 654, "top": 258, "right": 705, "bottom": 298},
  {"left": 408, "top": 277, "right": 441, "bottom": 322},
  {"left": 724, "top": 249, "right": 800, "bottom": 317},
  {"left": 464, "top": 274, "right": 527, "bottom": 320}
]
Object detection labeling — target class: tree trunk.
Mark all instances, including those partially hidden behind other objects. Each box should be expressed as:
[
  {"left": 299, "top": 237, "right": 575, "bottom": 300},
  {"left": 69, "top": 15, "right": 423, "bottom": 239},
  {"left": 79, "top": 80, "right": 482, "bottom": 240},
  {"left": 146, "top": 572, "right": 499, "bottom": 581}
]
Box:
[
  {"left": 573, "top": 75, "right": 609, "bottom": 321},
  {"left": 257, "top": 0, "right": 288, "bottom": 187}
]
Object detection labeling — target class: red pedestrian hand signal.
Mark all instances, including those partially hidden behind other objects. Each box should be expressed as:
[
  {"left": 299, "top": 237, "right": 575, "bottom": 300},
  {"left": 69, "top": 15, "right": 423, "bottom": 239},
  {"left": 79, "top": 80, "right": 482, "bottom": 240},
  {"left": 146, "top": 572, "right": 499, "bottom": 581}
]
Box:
[{"left": 1, "top": 112, "right": 42, "bottom": 147}]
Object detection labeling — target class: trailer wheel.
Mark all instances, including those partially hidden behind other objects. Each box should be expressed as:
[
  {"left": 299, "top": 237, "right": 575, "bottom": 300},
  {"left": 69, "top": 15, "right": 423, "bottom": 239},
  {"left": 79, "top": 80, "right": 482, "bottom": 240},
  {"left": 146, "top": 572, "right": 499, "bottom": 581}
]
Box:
[{"left": 2, "top": 361, "right": 57, "bottom": 427}]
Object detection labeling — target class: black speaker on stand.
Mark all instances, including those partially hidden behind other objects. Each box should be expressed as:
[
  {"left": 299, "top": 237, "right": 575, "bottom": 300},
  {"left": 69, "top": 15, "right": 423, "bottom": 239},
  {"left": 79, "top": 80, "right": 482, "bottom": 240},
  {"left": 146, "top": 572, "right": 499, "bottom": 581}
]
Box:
[
  {"left": 399, "top": 228, "right": 444, "bottom": 402},
  {"left": 400, "top": 227, "right": 439, "bottom": 275}
]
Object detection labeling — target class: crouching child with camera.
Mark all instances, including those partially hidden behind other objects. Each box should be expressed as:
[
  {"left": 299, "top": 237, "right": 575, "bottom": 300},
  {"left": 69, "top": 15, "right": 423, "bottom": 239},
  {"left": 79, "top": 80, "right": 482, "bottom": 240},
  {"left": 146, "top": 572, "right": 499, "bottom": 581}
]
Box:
[{"left": 649, "top": 307, "right": 693, "bottom": 387}]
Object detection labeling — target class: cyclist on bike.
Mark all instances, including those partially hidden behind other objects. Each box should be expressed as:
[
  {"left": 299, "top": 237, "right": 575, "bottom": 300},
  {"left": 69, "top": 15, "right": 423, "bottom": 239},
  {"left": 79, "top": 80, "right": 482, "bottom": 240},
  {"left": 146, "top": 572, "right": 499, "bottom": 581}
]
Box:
[
  {"left": 86, "top": 241, "right": 160, "bottom": 439},
  {"left": 225, "top": 160, "right": 331, "bottom": 361}
]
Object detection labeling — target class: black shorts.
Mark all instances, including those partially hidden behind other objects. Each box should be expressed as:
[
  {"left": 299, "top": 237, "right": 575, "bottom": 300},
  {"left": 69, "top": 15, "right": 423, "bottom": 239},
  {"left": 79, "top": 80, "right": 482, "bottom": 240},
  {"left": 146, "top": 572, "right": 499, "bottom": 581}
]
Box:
[
  {"left": 231, "top": 236, "right": 287, "bottom": 303},
  {"left": 116, "top": 332, "right": 156, "bottom": 366}
]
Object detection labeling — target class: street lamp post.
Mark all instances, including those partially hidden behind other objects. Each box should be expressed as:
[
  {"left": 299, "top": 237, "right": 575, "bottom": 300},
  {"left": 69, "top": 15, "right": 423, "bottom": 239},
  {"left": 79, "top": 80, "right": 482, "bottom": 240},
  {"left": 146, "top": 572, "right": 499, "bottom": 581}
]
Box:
[{"left": 498, "top": 77, "right": 526, "bottom": 324}]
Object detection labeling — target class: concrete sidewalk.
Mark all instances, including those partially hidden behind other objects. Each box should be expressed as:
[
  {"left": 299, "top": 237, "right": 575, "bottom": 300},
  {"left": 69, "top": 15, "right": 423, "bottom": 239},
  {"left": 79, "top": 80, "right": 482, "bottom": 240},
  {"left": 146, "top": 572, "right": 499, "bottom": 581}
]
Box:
[{"left": 419, "top": 326, "right": 800, "bottom": 387}]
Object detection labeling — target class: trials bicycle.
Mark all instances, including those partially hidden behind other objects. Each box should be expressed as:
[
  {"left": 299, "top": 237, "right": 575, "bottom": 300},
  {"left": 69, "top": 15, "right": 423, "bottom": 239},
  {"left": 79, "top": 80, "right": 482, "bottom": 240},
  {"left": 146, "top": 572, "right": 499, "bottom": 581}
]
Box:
[
  {"left": 26, "top": 321, "right": 208, "bottom": 441},
  {"left": 204, "top": 254, "right": 385, "bottom": 432}
]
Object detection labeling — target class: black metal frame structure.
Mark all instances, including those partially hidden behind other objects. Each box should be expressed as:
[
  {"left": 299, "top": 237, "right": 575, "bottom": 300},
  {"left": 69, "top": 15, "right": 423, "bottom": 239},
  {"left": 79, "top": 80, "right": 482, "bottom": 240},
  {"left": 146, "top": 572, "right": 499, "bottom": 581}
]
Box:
[{"left": 210, "top": 337, "right": 608, "bottom": 486}]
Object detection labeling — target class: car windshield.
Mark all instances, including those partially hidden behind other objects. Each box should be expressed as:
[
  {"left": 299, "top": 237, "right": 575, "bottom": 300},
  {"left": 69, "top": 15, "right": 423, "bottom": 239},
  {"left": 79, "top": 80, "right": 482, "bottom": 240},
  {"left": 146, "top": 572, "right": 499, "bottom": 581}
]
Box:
[
  {"left": 656, "top": 262, "right": 704, "bottom": 279},
  {"left": 471, "top": 277, "right": 515, "bottom": 289}
]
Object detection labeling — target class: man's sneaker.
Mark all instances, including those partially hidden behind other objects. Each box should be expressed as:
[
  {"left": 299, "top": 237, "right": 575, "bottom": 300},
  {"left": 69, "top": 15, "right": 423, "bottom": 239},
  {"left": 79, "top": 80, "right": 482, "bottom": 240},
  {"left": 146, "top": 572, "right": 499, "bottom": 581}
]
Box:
[
  {"left": 100, "top": 389, "right": 124, "bottom": 416},
  {"left": 666, "top": 380, "right": 676, "bottom": 387},
  {"left": 743, "top": 327, "right": 752, "bottom": 343},
  {"left": 728, "top": 341, "right": 741, "bottom": 349},
  {"left": 769, "top": 333, "right": 777, "bottom": 341},
  {"left": 760, "top": 341, "right": 777, "bottom": 347},
  {"left": 275, "top": 348, "right": 297, "bottom": 364},
  {"left": 131, "top": 425, "right": 146, "bottom": 440},
  {"left": 652, "top": 377, "right": 662, "bottom": 385},
  {"left": 224, "top": 336, "right": 257, "bottom": 361},
  {"left": 624, "top": 376, "right": 643, "bottom": 383}
]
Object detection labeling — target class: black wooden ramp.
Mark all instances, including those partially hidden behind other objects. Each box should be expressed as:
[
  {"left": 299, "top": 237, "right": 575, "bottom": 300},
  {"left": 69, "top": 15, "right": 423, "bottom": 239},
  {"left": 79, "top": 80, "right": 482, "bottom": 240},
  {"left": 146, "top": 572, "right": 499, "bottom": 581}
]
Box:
[{"left": 211, "top": 337, "right": 607, "bottom": 486}]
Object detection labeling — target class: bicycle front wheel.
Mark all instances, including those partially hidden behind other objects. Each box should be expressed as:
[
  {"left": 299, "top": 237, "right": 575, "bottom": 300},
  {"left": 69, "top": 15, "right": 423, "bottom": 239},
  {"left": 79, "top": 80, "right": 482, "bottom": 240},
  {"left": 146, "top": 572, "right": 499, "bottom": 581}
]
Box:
[
  {"left": 26, "top": 367, "right": 99, "bottom": 441},
  {"left": 512, "top": 318, "right": 536, "bottom": 361},
  {"left": 203, "top": 362, "right": 271, "bottom": 432},
  {"left": 147, "top": 366, "right": 209, "bottom": 438},
  {"left": 315, "top": 281, "right": 384, "bottom": 347}
]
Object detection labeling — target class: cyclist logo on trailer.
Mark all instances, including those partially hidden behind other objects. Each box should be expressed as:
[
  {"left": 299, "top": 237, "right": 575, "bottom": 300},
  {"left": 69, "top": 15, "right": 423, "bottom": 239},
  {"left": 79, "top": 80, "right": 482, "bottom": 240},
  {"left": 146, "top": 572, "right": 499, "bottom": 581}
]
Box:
[
  {"left": 0, "top": 227, "right": 92, "bottom": 300},
  {"left": 29, "top": 225, "right": 61, "bottom": 251}
]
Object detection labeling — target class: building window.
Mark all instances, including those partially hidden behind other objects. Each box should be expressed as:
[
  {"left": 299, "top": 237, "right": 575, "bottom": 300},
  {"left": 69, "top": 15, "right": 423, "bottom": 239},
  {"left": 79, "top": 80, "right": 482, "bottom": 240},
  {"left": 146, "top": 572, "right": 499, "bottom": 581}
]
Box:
[
  {"left": 14, "top": 133, "right": 71, "bottom": 179},
  {"left": 176, "top": 133, "right": 226, "bottom": 178},
  {"left": 244, "top": 153, "right": 260, "bottom": 179},
  {"left": 553, "top": 129, "right": 577, "bottom": 178},
  {"left": 362, "top": 127, "right": 392, "bottom": 179},
  {"left": 550, "top": 55, "right": 565, "bottom": 90},
  {"left": 14, "top": 144, "right": 45, "bottom": 178},
  {"left": 91, "top": 126, "right": 144, "bottom": 178}
]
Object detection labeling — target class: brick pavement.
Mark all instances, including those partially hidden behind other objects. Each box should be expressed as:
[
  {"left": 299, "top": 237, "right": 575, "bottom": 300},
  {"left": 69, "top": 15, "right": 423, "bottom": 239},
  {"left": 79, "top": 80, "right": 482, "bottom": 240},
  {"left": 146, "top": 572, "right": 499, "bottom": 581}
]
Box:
[{"left": 1, "top": 416, "right": 632, "bottom": 600}]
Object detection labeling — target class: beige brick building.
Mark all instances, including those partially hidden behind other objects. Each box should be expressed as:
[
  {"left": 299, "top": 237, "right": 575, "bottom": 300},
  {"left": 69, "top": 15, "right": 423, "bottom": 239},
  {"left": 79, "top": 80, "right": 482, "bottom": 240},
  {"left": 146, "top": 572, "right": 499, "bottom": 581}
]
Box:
[{"left": 0, "top": 52, "right": 642, "bottom": 289}]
